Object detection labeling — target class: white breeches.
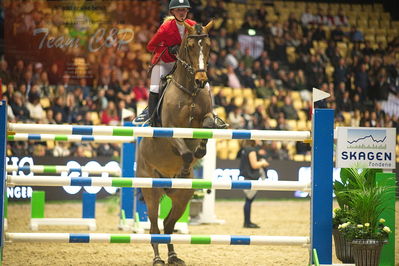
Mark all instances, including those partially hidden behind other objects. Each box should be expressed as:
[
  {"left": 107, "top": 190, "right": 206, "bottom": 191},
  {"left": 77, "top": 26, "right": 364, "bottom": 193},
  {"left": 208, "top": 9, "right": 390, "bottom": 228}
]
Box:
[{"left": 149, "top": 62, "right": 175, "bottom": 93}]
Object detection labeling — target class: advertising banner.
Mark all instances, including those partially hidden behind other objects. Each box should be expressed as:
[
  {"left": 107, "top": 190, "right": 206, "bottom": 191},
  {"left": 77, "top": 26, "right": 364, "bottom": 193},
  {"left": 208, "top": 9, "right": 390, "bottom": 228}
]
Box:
[
  {"left": 6, "top": 155, "right": 399, "bottom": 201},
  {"left": 4, "top": 0, "right": 159, "bottom": 86},
  {"left": 336, "top": 127, "right": 397, "bottom": 169}
]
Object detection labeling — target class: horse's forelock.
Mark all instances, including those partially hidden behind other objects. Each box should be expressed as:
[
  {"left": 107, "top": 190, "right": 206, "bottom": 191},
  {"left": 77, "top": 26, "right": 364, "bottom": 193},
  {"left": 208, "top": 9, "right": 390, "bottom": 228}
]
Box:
[{"left": 194, "top": 24, "right": 203, "bottom": 35}]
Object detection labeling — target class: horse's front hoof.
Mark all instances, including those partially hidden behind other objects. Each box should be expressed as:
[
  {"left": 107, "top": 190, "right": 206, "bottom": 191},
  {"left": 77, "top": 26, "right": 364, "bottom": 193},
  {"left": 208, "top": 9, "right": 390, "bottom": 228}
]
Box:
[
  {"left": 167, "top": 255, "right": 185, "bottom": 266},
  {"left": 153, "top": 257, "right": 166, "bottom": 266}
]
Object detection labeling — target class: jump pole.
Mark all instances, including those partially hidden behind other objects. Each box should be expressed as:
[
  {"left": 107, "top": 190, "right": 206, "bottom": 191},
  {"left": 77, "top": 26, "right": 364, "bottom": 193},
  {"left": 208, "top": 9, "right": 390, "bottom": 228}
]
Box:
[
  {"left": 311, "top": 108, "right": 334, "bottom": 265},
  {"left": 0, "top": 101, "right": 7, "bottom": 262},
  {"left": 6, "top": 233, "right": 309, "bottom": 245}
]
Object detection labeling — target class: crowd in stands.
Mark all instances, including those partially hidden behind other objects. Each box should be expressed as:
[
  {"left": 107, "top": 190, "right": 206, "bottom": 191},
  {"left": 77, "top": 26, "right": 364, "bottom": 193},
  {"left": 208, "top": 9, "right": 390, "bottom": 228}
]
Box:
[{"left": 1, "top": 0, "right": 399, "bottom": 161}]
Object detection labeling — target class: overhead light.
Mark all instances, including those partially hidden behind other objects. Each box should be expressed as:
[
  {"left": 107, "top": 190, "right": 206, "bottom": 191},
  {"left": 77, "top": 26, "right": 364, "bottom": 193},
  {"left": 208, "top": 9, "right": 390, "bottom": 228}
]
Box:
[{"left": 248, "top": 29, "right": 256, "bottom": 36}]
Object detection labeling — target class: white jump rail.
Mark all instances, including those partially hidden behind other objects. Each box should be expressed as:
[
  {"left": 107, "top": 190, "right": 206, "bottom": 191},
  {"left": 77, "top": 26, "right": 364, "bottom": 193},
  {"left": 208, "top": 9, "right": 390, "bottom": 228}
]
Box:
[
  {"left": 7, "top": 176, "right": 311, "bottom": 192},
  {"left": 8, "top": 123, "right": 311, "bottom": 141},
  {"left": 6, "top": 233, "right": 310, "bottom": 246},
  {"left": 8, "top": 133, "right": 136, "bottom": 143}
]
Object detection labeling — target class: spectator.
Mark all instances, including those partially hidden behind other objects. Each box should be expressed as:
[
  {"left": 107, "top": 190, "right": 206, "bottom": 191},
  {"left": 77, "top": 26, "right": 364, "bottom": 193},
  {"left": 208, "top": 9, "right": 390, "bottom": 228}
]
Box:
[
  {"left": 296, "top": 37, "right": 312, "bottom": 68},
  {"left": 311, "top": 24, "right": 327, "bottom": 42},
  {"left": 53, "top": 142, "right": 71, "bottom": 157},
  {"left": 242, "top": 106, "right": 255, "bottom": 129},
  {"left": 274, "top": 112, "right": 290, "bottom": 130},
  {"left": 228, "top": 106, "right": 245, "bottom": 129},
  {"left": 336, "top": 91, "right": 353, "bottom": 112},
  {"left": 226, "top": 65, "right": 242, "bottom": 89},
  {"left": 330, "top": 25, "right": 345, "bottom": 42},
  {"left": 267, "top": 95, "right": 280, "bottom": 119},
  {"left": 132, "top": 79, "right": 149, "bottom": 103},
  {"left": 0, "top": 60, "right": 12, "bottom": 85},
  {"left": 280, "top": 96, "right": 298, "bottom": 120},
  {"left": 333, "top": 58, "right": 349, "bottom": 86},
  {"left": 26, "top": 92, "right": 45, "bottom": 122},
  {"left": 301, "top": 7, "right": 314, "bottom": 27},
  {"left": 334, "top": 8, "right": 349, "bottom": 27},
  {"left": 361, "top": 41, "right": 374, "bottom": 56},
  {"left": 255, "top": 78, "right": 274, "bottom": 98},
  {"left": 348, "top": 26, "right": 364, "bottom": 43},
  {"left": 48, "top": 63, "right": 62, "bottom": 85},
  {"left": 241, "top": 47, "right": 254, "bottom": 69},
  {"left": 43, "top": 109, "right": 56, "bottom": 124},
  {"left": 252, "top": 105, "right": 267, "bottom": 130},
  {"left": 10, "top": 91, "right": 30, "bottom": 122},
  {"left": 241, "top": 68, "right": 256, "bottom": 89},
  {"left": 100, "top": 101, "right": 120, "bottom": 125}
]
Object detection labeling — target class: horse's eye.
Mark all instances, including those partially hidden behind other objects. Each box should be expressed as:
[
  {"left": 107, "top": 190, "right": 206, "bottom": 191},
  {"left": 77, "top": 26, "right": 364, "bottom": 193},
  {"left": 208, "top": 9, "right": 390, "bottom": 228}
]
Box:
[{"left": 187, "top": 39, "right": 195, "bottom": 47}]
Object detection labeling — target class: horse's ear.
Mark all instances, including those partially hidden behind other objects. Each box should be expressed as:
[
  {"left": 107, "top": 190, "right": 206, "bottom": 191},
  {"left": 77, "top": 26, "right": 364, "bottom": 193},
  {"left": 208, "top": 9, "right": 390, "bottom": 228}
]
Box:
[
  {"left": 184, "top": 21, "right": 194, "bottom": 34},
  {"left": 203, "top": 20, "right": 214, "bottom": 34}
]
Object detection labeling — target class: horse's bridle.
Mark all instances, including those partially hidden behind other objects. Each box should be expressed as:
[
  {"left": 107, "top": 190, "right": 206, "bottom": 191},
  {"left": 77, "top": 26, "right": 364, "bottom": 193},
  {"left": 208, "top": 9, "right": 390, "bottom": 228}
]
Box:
[
  {"left": 172, "top": 33, "right": 211, "bottom": 124},
  {"left": 173, "top": 33, "right": 209, "bottom": 95}
]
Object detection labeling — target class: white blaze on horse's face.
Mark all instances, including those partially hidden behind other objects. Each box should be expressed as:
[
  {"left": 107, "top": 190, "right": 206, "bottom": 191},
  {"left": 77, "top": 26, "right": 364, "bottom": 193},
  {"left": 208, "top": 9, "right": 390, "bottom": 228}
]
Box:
[{"left": 198, "top": 39, "right": 204, "bottom": 70}]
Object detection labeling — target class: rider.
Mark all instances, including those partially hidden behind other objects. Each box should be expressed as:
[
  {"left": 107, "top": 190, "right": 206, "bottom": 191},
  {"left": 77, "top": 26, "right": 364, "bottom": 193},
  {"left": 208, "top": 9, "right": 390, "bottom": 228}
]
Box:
[
  {"left": 133, "top": 0, "right": 227, "bottom": 128},
  {"left": 133, "top": 0, "right": 194, "bottom": 125}
]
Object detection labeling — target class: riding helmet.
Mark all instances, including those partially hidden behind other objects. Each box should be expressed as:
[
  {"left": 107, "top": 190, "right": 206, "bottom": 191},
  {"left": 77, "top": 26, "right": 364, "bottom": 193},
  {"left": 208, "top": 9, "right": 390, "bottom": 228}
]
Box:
[{"left": 169, "top": 0, "right": 191, "bottom": 10}]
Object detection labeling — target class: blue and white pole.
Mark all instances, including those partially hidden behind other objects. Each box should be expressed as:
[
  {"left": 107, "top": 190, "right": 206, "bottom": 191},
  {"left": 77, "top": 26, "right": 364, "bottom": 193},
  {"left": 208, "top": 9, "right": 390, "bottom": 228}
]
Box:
[
  {"left": 0, "top": 100, "right": 7, "bottom": 262},
  {"left": 311, "top": 109, "right": 334, "bottom": 264}
]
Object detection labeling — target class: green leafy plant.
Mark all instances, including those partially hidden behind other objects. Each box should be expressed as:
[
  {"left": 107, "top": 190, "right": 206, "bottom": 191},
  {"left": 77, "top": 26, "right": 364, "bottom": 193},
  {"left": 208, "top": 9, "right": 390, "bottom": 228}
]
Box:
[
  {"left": 333, "top": 168, "right": 381, "bottom": 209},
  {"left": 336, "top": 174, "right": 396, "bottom": 241},
  {"left": 332, "top": 168, "right": 382, "bottom": 229}
]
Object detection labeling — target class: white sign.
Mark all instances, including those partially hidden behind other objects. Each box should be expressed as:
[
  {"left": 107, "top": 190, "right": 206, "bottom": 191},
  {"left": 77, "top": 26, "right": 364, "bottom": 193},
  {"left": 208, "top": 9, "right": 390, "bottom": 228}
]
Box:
[{"left": 336, "top": 127, "right": 396, "bottom": 169}]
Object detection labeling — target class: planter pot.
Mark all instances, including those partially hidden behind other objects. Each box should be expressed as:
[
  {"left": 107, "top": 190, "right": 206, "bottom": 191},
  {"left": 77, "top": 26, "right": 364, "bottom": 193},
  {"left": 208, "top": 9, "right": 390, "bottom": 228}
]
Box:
[
  {"left": 333, "top": 228, "right": 354, "bottom": 263},
  {"left": 351, "top": 239, "right": 384, "bottom": 266}
]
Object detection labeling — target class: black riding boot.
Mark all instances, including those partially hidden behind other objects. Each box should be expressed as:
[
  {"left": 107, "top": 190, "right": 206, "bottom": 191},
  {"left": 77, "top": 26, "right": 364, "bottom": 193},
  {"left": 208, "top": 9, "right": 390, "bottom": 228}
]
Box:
[{"left": 148, "top": 92, "right": 159, "bottom": 126}]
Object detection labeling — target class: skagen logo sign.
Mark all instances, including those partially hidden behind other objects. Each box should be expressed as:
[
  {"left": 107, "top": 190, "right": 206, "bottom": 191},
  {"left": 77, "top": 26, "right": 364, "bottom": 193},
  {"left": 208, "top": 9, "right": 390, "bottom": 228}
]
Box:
[
  {"left": 33, "top": 27, "right": 134, "bottom": 52},
  {"left": 336, "top": 127, "right": 396, "bottom": 169}
]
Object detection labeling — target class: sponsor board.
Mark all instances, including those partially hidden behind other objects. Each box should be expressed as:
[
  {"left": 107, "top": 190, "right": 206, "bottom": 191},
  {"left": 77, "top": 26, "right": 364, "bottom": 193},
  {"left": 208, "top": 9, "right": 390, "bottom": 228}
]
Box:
[{"left": 336, "top": 127, "right": 396, "bottom": 169}]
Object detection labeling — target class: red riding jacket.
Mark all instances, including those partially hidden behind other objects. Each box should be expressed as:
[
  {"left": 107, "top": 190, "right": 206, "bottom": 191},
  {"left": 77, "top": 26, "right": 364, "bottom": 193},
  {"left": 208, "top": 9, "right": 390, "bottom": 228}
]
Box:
[{"left": 147, "top": 18, "right": 196, "bottom": 65}]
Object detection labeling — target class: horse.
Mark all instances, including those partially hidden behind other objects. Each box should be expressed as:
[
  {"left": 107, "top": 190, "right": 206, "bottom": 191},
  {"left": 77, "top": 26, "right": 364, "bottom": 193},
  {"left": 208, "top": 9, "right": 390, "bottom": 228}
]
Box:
[{"left": 136, "top": 21, "right": 215, "bottom": 266}]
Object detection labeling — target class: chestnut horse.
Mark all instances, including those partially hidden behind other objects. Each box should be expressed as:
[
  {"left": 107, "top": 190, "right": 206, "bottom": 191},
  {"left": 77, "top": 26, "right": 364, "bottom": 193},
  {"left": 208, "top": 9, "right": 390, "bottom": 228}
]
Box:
[{"left": 136, "top": 21, "right": 215, "bottom": 266}]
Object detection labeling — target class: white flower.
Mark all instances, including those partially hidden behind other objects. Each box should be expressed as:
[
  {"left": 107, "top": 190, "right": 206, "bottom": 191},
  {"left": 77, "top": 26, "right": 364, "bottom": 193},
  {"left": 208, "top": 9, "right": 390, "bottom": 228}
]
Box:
[
  {"left": 357, "top": 224, "right": 363, "bottom": 228},
  {"left": 341, "top": 222, "right": 350, "bottom": 228},
  {"left": 338, "top": 224, "right": 342, "bottom": 229},
  {"left": 364, "top": 223, "right": 370, "bottom": 227},
  {"left": 383, "top": 226, "right": 391, "bottom": 233},
  {"left": 379, "top": 218, "right": 386, "bottom": 223}
]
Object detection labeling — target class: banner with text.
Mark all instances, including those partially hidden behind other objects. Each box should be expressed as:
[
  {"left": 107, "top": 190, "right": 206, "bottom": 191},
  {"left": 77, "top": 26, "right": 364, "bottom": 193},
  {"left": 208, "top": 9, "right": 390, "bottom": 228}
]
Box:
[{"left": 336, "top": 127, "right": 396, "bottom": 169}]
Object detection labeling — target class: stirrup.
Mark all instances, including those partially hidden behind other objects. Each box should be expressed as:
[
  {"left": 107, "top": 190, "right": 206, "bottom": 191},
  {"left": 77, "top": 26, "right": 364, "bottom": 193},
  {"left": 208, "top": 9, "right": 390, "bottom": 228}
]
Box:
[
  {"left": 132, "top": 107, "right": 149, "bottom": 125},
  {"left": 214, "top": 115, "right": 229, "bottom": 129}
]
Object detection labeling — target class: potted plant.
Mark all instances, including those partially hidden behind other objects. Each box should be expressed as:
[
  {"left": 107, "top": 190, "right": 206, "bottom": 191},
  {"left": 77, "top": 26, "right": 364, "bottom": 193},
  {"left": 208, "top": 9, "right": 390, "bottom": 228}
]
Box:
[
  {"left": 336, "top": 177, "right": 395, "bottom": 266},
  {"left": 332, "top": 168, "right": 381, "bottom": 263}
]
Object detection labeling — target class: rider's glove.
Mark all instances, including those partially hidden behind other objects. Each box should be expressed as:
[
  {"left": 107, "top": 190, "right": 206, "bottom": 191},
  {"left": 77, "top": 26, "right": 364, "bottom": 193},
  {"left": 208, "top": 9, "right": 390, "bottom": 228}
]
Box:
[{"left": 168, "top": 45, "right": 180, "bottom": 55}]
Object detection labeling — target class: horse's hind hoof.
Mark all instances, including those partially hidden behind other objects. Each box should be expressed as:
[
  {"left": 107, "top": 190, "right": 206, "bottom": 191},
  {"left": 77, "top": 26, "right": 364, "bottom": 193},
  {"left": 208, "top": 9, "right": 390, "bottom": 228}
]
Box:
[
  {"left": 167, "top": 256, "right": 185, "bottom": 265},
  {"left": 153, "top": 258, "right": 166, "bottom": 266}
]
